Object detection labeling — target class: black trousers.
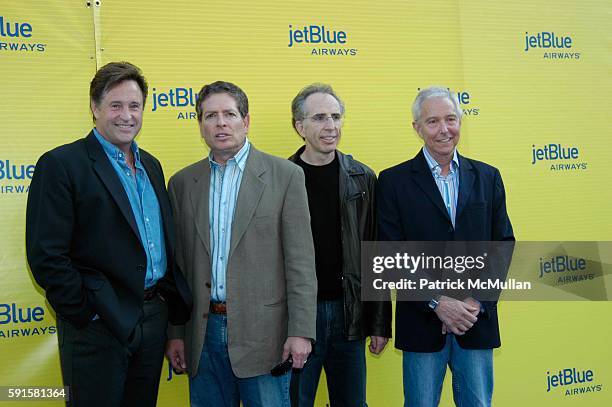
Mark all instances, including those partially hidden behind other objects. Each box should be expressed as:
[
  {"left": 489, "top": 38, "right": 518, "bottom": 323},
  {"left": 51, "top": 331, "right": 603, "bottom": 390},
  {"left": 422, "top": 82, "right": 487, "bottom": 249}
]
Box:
[{"left": 56, "top": 295, "right": 168, "bottom": 407}]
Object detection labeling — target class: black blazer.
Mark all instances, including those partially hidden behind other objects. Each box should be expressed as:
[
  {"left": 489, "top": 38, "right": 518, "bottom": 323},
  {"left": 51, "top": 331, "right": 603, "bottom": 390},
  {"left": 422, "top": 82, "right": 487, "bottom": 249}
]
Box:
[
  {"left": 26, "top": 131, "right": 192, "bottom": 344},
  {"left": 377, "top": 149, "right": 514, "bottom": 352}
]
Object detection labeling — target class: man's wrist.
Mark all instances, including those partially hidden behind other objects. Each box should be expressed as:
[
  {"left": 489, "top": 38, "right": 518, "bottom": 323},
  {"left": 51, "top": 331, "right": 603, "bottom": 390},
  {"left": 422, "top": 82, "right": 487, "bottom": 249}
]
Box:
[{"left": 428, "top": 293, "right": 443, "bottom": 311}]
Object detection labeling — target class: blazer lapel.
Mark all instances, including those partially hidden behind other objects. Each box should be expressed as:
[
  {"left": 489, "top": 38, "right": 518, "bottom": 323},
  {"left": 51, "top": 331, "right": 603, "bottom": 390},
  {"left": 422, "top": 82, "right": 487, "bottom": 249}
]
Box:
[
  {"left": 411, "top": 150, "right": 452, "bottom": 224},
  {"left": 190, "top": 159, "right": 211, "bottom": 255},
  {"left": 86, "top": 132, "right": 141, "bottom": 240},
  {"left": 229, "top": 148, "right": 265, "bottom": 258},
  {"left": 456, "top": 154, "right": 475, "bottom": 221}
]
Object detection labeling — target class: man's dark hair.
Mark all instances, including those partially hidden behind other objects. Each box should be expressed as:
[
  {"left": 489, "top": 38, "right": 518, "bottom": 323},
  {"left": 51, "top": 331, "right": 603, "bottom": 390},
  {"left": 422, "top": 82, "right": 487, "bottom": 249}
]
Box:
[
  {"left": 195, "top": 81, "right": 249, "bottom": 122},
  {"left": 89, "top": 62, "right": 148, "bottom": 121}
]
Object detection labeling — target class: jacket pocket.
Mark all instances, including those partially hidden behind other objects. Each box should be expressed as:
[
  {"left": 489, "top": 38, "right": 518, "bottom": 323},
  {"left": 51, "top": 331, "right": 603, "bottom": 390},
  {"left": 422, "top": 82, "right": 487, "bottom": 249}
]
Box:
[{"left": 264, "top": 298, "right": 287, "bottom": 307}]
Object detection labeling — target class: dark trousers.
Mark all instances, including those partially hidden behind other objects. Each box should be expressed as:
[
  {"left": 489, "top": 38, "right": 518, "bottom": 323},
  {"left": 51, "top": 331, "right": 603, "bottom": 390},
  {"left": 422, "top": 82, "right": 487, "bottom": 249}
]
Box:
[
  {"left": 290, "top": 300, "right": 367, "bottom": 407},
  {"left": 56, "top": 295, "right": 168, "bottom": 407}
]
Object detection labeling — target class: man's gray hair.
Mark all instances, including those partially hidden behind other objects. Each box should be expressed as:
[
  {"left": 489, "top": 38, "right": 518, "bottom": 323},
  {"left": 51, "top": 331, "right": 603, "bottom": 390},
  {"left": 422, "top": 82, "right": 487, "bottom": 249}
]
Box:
[
  {"left": 412, "top": 86, "right": 462, "bottom": 122},
  {"left": 291, "top": 83, "right": 345, "bottom": 133}
]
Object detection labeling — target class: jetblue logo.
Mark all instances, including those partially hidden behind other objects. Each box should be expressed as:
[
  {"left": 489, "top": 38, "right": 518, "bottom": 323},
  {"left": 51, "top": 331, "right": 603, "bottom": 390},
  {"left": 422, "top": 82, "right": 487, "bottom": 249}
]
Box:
[
  {"left": 454, "top": 90, "right": 479, "bottom": 117},
  {"left": 0, "top": 303, "right": 57, "bottom": 339},
  {"left": 0, "top": 303, "right": 44, "bottom": 324},
  {"left": 150, "top": 87, "right": 198, "bottom": 120},
  {"left": 0, "top": 16, "right": 47, "bottom": 52},
  {"left": 0, "top": 159, "right": 34, "bottom": 195},
  {"left": 288, "top": 25, "right": 347, "bottom": 47},
  {"left": 539, "top": 256, "right": 585, "bottom": 278},
  {"left": 523, "top": 31, "right": 579, "bottom": 60},
  {"left": 538, "top": 255, "right": 596, "bottom": 285},
  {"left": 0, "top": 16, "right": 32, "bottom": 37},
  {"left": 288, "top": 24, "right": 357, "bottom": 56},
  {"left": 531, "top": 144, "right": 587, "bottom": 171},
  {"left": 524, "top": 31, "right": 572, "bottom": 51},
  {"left": 546, "top": 368, "right": 603, "bottom": 397},
  {"left": 0, "top": 159, "right": 35, "bottom": 180}
]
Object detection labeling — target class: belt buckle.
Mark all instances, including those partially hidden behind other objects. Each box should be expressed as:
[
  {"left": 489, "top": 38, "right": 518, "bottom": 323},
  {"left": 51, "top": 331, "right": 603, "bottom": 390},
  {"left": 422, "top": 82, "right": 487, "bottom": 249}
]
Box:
[{"left": 210, "top": 302, "right": 227, "bottom": 314}]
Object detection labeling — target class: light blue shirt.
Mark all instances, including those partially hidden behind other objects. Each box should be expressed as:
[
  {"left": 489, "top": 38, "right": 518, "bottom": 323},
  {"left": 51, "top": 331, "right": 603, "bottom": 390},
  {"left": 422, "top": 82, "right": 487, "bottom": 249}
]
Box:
[
  {"left": 423, "top": 148, "right": 483, "bottom": 312},
  {"left": 422, "top": 147, "right": 460, "bottom": 227},
  {"left": 209, "top": 139, "right": 251, "bottom": 302},
  {"left": 93, "top": 129, "right": 167, "bottom": 289}
]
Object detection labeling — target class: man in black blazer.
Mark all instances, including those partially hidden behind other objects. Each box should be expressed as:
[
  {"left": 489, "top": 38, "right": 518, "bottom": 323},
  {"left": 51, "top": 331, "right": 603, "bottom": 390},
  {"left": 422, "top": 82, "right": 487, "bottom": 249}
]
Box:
[
  {"left": 377, "top": 86, "right": 514, "bottom": 407},
  {"left": 26, "top": 62, "right": 191, "bottom": 407}
]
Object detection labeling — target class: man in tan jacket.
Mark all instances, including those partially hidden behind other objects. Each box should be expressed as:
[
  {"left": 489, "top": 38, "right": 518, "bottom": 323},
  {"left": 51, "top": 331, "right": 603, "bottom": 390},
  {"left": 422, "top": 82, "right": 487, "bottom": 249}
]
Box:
[{"left": 165, "top": 81, "right": 317, "bottom": 407}]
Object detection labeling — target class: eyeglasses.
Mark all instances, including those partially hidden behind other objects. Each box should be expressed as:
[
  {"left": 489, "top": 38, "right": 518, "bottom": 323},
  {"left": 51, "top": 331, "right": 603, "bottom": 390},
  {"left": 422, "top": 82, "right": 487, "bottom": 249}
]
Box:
[{"left": 306, "top": 113, "right": 343, "bottom": 123}]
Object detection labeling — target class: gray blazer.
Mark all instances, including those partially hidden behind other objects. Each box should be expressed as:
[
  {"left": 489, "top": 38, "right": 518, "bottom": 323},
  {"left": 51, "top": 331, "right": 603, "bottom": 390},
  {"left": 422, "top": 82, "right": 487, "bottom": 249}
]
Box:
[{"left": 167, "top": 145, "right": 317, "bottom": 378}]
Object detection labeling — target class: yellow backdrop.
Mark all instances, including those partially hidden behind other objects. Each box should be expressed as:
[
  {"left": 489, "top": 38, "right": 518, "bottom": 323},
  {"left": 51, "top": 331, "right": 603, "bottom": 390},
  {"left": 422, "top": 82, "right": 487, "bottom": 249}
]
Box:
[{"left": 1, "top": 0, "right": 610, "bottom": 405}]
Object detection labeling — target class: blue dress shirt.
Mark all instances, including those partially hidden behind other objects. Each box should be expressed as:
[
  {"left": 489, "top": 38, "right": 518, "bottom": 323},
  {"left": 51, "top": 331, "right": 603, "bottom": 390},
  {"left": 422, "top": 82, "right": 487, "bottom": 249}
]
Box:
[
  {"left": 208, "top": 139, "right": 251, "bottom": 302},
  {"left": 422, "top": 147, "right": 460, "bottom": 227},
  {"left": 93, "top": 129, "right": 166, "bottom": 289}
]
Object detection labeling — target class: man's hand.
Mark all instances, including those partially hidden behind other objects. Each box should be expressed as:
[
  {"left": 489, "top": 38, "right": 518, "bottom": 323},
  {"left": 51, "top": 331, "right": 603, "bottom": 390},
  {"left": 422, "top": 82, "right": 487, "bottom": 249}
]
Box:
[
  {"left": 463, "top": 297, "right": 482, "bottom": 318},
  {"left": 165, "top": 338, "right": 187, "bottom": 373},
  {"left": 282, "top": 336, "right": 312, "bottom": 369},
  {"left": 368, "top": 336, "right": 389, "bottom": 355},
  {"left": 434, "top": 295, "right": 478, "bottom": 335}
]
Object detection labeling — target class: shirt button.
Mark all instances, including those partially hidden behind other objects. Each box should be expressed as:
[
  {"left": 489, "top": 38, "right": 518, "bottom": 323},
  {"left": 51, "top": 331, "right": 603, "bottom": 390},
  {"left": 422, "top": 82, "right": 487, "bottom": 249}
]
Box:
[{"left": 220, "top": 285, "right": 224, "bottom": 289}]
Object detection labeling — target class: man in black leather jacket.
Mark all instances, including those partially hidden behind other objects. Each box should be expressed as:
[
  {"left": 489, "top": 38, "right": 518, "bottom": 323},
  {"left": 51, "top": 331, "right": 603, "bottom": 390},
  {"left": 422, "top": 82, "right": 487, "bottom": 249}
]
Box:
[{"left": 288, "top": 83, "right": 392, "bottom": 407}]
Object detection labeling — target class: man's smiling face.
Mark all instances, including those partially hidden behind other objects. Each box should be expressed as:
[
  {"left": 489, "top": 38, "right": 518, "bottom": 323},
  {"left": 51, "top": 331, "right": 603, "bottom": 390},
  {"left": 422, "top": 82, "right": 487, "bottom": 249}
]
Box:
[
  {"left": 413, "top": 96, "right": 461, "bottom": 162},
  {"left": 91, "top": 80, "right": 144, "bottom": 153}
]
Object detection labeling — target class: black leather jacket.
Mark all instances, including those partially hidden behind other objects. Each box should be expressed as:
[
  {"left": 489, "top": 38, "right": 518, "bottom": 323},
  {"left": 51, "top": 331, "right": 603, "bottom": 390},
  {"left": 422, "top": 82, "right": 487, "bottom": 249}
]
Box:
[{"left": 289, "top": 147, "right": 392, "bottom": 340}]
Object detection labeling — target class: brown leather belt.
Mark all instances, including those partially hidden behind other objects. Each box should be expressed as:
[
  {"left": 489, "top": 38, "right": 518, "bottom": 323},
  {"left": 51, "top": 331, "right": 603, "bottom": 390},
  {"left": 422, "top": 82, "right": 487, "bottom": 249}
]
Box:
[
  {"left": 143, "top": 285, "right": 158, "bottom": 301},
  {"left": 210, "top": 302, "right": 227, "bottom": 314}
]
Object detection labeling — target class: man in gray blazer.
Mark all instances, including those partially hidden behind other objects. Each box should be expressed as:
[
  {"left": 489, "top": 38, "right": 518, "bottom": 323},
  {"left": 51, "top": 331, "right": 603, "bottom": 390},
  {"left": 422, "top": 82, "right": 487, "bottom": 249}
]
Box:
[{"left": 165, "top": 81, "right": 317, "bottom": 407}]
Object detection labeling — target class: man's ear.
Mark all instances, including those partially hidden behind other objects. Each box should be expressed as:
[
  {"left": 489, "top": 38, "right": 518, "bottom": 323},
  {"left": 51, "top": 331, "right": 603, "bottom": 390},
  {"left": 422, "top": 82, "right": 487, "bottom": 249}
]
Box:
[
  {"left": 295, "top": 120, "right": 305, "bottom": 137},
  {"left": 91, "top": 101, "right": 100, "bottom": 121},
  {"left": 412, "top": 120, "right": 423, "bottom": 139}
]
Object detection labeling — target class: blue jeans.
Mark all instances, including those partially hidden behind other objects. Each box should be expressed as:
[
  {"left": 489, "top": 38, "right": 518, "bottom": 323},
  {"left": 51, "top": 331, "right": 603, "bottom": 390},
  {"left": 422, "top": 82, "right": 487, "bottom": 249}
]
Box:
[
  {"left": 189, "top": 313, "right": 291, "bottom": 407},
  {"left": 291, "top": 300, "right": 366, "bottom": 407},
  {"left": 402, "top": 335, "right": 493, "bottom": 407}
]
